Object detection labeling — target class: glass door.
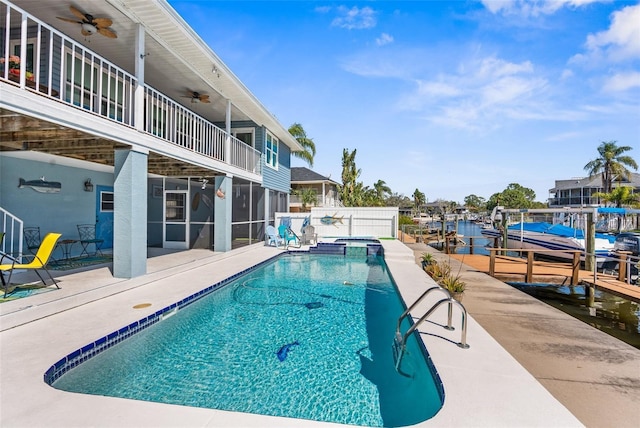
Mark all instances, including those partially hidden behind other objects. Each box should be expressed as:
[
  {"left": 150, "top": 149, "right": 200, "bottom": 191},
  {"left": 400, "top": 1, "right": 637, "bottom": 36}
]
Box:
[{"left": 163, "top": 190, "right": 189, "bottom": 249}]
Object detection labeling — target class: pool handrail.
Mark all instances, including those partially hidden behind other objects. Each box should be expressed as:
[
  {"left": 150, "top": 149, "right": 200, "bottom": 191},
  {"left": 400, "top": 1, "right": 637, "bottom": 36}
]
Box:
[{"left": 393, "top": 287, "right": 470, "bottom": 375}]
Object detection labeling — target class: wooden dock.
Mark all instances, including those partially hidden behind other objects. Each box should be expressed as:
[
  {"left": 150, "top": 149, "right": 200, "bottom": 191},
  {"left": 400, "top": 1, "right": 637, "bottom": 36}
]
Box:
[{"left": 448, "top": 253, "right": 640, "bottom": 302}]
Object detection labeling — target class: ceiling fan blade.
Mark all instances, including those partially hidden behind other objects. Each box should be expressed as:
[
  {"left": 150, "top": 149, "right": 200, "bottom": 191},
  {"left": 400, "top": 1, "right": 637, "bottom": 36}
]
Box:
[
  {"left": 97, "top": 27, "right": 118, "bottom": 39},
  {"left": 69, "top": 5, "right": 87, "bottom": 21},
  {"left": 200, "top": 95, "right": 210, "bottom": 103},
  {"left": 56, "top": 17, "right": 81, "bottom": 24},
  {"left": 93, "top": 18, "right": 113, "bottom": 27}
]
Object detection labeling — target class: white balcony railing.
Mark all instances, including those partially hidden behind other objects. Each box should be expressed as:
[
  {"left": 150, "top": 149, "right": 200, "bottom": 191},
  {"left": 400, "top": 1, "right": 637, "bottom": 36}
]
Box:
[{"left": 0, "top": 0, "right": 260, "bottom": 175}]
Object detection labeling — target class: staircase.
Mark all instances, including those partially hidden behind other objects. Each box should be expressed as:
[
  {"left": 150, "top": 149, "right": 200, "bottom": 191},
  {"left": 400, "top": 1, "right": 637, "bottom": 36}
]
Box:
[{"left": 0, "top": 207, "right": 24, "bottom": 263}]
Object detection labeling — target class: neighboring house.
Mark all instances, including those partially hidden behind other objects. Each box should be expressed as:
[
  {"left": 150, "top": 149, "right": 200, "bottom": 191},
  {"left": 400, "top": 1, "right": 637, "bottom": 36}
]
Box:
[
  {"left": 289, "top": 167, "right": 341, "bottom": 212},
  {"left": 0, "top": 0, "right": 302, "bottom": 279},
  {"left": 548, "top": 173, "right": 640, "bottom": 207}
]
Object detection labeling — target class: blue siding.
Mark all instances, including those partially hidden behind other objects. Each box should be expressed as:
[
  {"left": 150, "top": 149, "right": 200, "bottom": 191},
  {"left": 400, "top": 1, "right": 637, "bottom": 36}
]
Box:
[
  {"left": 261, "top": 127, "right": 291, "bottom": 193},
  {"left": 196, "top": 121, "right": 291, "bottom": 193}
]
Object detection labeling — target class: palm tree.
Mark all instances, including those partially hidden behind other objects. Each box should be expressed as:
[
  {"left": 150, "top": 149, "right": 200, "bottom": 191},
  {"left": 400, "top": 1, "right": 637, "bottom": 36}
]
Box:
[
  {"left": 584, "top": 141, "right": 637, "bottom": 194},
  {"left": 373, "top": 180, "right": 391, "bottom": 204},
  {"left": 593, "top": 186, "right": 640, "bottom": 208},
  {"left": 293, "top": 187, "right": 318, "bottom": 212},
  {"left": 288, "top": 123, "right": 316, "bottom": 167},
  {"left": 412, "top": 189, "right": 426, "bottom": 216}
]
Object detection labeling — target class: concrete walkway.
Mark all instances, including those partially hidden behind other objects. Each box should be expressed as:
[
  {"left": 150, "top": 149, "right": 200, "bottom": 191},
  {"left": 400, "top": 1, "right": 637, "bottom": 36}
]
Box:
[{"left": 410, "top": 242, "right": 640, "bottom": 428}]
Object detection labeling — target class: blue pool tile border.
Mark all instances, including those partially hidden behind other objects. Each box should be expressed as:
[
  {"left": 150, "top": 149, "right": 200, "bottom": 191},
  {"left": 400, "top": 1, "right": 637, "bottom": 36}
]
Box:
[{"left": 44, "top": 252, "right": 282, "bottom": 385}]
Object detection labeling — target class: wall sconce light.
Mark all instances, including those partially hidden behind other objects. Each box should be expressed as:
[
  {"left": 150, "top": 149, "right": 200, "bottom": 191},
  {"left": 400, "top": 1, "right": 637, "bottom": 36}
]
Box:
[{"left": 84, "top": 178, "right": 94, "bottom": 192}]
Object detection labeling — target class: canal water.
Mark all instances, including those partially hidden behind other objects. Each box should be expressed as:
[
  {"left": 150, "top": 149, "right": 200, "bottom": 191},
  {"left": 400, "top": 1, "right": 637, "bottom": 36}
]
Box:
[{"left": 433, "top": 221, "right": 640, "bottom": 350}]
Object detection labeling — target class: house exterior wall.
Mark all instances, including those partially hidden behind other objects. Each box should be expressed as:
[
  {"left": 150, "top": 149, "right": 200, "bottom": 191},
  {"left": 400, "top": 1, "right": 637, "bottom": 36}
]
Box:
[
  {"left": 0, "top": 0, "right": 300, "bottom": 265},
  {"left": 0, "top": 153, "right": 113, "bottom": 258},
  {"left": 261, "top": 131, "right": 292, "bottom": 194},
  {"left": 290, "top": 182, "right": 341, "bottom": 210}
]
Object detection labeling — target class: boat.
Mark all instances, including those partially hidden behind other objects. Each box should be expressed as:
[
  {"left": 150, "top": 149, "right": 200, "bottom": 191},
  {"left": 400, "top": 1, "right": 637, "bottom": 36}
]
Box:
[{"left": 481, "top": 221, "right": 616, "bottom": 266}]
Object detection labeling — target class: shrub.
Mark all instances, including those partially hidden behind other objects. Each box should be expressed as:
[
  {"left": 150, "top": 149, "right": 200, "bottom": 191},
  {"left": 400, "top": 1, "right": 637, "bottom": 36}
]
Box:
[{"left": 440, "top": 275, "right": 466, "bottom": 293}]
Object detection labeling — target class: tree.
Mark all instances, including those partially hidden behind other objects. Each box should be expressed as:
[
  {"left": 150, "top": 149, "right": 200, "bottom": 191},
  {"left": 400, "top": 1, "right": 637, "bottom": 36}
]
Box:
[
  {"left": 593, "top": 186, "right": 640, "bottom": 208},
  {"left": 486, "top": 183, "right": 538, "bottom": 211},
  {"left": 293, "top": 187, "right": 317, "bottom": 212},
  {"left": 584, "top": 141, "right": 637, "bottom": 194},
  {"left": 386, "top": 192, "right": 413, "bottom": 208},
  {"left": 464, "top": 194, "right": 486, "bottom": 212},
  {"left": 338, "top": 148, "right": 363, "bottom": 207},
  {"left": 373, "top": 180, "right": 391, "bottom": 202},
  {"left": 288, "top": 123, "right": 316, "bottom": 167},
  {"left": 412, "top": 189, "right": 426, "bottom": 215}
]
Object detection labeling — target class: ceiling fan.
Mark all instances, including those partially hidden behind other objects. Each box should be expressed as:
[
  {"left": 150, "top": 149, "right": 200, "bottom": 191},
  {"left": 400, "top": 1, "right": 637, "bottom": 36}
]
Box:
[
  {"left": 183, "top": 91, "right": 211, "bottom": 104},
  {"left": 57, "top": 5, "right": 117, "bottom": 39}
]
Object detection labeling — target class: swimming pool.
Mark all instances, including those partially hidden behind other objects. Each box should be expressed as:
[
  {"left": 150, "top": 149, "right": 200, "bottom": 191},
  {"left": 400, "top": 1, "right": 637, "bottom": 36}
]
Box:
[{"left": 47, "top": 253, "right": 443, "bottom": 426}]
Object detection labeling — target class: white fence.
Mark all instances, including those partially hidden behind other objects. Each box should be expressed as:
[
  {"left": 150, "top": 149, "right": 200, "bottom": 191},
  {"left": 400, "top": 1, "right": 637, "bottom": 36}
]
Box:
[{"left": 276, "top": 207, "right": 399, "bottom": 239}]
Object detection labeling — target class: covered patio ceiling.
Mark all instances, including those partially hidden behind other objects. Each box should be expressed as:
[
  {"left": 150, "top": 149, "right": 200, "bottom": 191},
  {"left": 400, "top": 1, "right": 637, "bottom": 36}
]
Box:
[{"left": 0, "top": 108, "right": 222, "bottom": 178}]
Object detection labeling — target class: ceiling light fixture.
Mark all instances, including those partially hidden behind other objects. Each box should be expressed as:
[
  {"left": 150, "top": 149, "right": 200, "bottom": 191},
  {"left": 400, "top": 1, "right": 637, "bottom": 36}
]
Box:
[{"left": 81, "top": 22, "right": 97, "bottom": 35}]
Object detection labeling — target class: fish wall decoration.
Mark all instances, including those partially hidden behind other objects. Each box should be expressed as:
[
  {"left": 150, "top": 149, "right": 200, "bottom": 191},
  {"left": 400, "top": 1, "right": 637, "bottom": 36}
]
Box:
[
  {"left": 18, "top": 177, "right": 61, "bottom": 193},
  {"left": 320, "top": 213, "right": 344, "bottom": 227}
]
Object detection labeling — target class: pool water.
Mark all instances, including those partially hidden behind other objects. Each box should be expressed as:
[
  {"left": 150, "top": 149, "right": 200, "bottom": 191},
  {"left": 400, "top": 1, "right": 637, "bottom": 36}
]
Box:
[{"left": 51, "top": 253, "right": 443, "bottom": 426}]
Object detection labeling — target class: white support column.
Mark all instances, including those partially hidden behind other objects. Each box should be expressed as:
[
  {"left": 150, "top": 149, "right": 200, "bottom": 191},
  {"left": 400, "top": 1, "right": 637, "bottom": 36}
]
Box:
[
  {"left": 114, "top": 149, "right": 148, "bottom": 278},
  {"left": 322, "top": 182, "right": 326, "bottom": 206},
  {"left": 225, "top": 99, "right": 231, "bottom": 163},
  {"left": 214, "top": 174, "right": 233, "bottom": 251},
  {"left": 134, "top": 24, "right": 145, "bottom": 131}
]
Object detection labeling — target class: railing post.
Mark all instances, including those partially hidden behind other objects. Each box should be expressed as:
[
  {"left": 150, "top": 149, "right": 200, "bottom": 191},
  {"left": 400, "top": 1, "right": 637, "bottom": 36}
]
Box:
[
  {"left": 489, "top": 249, "right": 496, "bottom": 277},
  {"left": 469, "top": 237, "right": 474, "bottom": 255},
  {"left": 526, "top": 251, "right": 533, "bottom": 283},
  {"left": 617, "top": 251, "right": 630, "bottom": 283},
  {"left": 572, "top": 251, "right": 580, "bottom": 285}
]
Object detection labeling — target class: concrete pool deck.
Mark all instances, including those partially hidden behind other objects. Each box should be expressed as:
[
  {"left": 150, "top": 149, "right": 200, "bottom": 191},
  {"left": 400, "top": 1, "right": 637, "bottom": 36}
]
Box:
[{"left": 0, "top": 240, "right": 589, "bottom": 427}]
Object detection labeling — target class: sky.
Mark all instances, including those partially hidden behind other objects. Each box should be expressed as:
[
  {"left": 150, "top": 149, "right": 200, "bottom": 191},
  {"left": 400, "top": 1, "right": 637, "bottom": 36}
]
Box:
[{"left": 168, "top": 0, "right": 640, "bottom": 204}]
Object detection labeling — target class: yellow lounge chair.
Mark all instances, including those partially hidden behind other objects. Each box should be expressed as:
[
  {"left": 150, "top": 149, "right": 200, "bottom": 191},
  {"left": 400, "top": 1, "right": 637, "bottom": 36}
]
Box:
[{"left": 0, "top": 232, "right": 62, "bottom": 297}]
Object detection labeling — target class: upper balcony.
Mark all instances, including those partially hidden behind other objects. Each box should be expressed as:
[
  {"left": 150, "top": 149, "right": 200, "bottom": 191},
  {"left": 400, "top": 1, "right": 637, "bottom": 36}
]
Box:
[{"left": 0, "top": 0, "right": 299, "bottom": 179}]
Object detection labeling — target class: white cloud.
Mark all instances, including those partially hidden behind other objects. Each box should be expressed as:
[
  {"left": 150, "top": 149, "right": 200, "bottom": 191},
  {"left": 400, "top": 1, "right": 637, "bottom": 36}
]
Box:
[
  {"left": 561, "top": 69, "right": 574, "bottom": 79},
  {"left": 401, "top": 55, "right": 551, "bottom": 130},
  {"left": 481, "top": 0, "right": 607, "bottom": 17},
  {"left": 331, "top": 6, "right": 377, "bottom": 30},
  {"left": 602, "top": 71, "right": 640, "bottom": 92},
  {"left": 585, "top": 3, "right": 640, "bottom": 62},
  {"left": 375, "top": 33, "right": 394, "bottom": 46}
]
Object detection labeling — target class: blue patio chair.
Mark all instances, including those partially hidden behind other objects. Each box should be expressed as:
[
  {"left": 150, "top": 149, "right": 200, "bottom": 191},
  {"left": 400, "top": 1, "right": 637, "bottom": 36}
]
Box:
[
  {"left": 266, "top": 225, "right": 284, "bottom": 247},
  {"left": 278, "top": 224, "right": 300, "bottom": 249},
  {"left": 280, "top": 217, "right": 301, "bottom": 246}
]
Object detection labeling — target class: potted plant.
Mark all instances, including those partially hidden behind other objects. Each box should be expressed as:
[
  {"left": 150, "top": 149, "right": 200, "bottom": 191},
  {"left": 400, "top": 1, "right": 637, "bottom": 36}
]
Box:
[
  {"left": 425, "top": 260, "right": 451, "bottom": 284},
  {"left": 420, "top": 252, "right": 435, "bottom": 269},
  {"left": 440, "top": 274, "right": 466, "bottom": 302}
]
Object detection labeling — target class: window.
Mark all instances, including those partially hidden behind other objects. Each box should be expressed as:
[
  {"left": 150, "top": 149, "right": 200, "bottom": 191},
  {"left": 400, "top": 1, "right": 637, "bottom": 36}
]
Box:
[
  {"left": 265, "top": 132, "right": 279, "bottom": 170},
  {"left": 100, "top": 191, "right": 114, "bottom": 212},
  {"left": 10, "top": 39, "right": 35, "bottom": 73},
  {"left": 232, "top": 128, "right": 255, "bottom": 148}
]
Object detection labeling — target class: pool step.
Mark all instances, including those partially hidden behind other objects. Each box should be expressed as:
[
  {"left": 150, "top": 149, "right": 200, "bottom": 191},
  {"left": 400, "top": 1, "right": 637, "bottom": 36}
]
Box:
[{"left": 308, "top": 242, "right": 384, "bottom": 257}]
